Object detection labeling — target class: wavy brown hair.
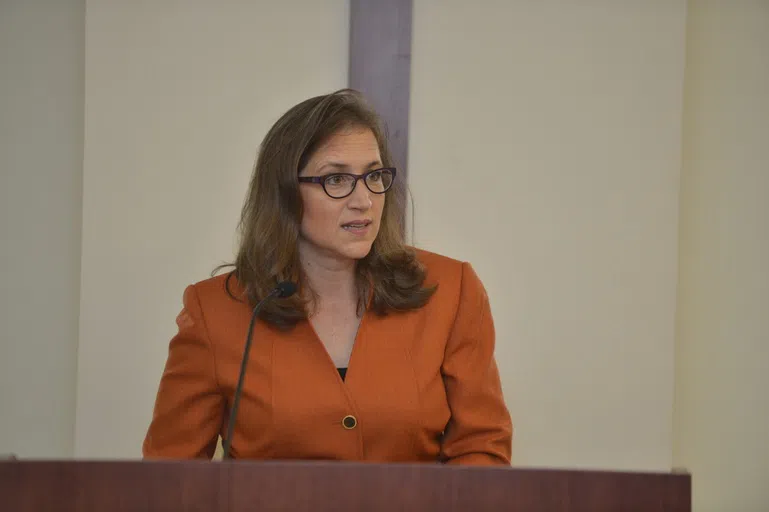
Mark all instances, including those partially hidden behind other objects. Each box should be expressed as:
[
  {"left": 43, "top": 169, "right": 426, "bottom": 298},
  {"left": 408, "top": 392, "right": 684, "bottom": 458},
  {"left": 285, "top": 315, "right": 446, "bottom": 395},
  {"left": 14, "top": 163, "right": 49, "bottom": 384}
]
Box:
[{"left": 218, "top": 89, "right": 436, "bottom": 329}]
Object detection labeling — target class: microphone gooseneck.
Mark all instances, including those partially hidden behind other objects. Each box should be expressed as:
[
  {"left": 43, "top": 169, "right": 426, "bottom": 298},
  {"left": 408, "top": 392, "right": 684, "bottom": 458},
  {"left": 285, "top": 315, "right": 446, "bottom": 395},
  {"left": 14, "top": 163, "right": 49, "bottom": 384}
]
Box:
[{"left": 222, "top": 281, "right": 296, "bottom": 459}]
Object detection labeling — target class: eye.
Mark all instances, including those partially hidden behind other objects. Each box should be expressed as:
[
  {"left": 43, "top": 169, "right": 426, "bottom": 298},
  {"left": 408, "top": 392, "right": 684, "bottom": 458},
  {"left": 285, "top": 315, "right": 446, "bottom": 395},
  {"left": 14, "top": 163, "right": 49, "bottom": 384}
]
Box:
[
  {"left": 324, "top": 174, "right": 355, "bottom": 190},
  {"left": 325, "top": 174, "right": 346, "bottom": 186},
  {"left": 368, "top": 170, "right": 382, "bottom": 182}
]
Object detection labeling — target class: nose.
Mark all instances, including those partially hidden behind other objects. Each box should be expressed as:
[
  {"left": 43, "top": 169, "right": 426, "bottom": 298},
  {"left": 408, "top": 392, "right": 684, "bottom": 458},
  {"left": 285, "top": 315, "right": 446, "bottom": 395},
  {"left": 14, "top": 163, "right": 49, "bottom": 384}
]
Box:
[{"left": 347, "top": 178, "right": 373, "bottom": 210}]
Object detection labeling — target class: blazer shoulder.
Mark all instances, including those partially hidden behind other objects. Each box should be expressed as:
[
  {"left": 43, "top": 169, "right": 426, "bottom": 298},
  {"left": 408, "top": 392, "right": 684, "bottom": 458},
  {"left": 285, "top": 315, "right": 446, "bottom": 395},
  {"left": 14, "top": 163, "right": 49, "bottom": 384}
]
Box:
[
  {"left": 411, "top": 247, "right": 489, "bottom": 302},
  {"left": 188, "top": 272, "right": 243, "bottom": 308},
  {"left": 411, "top": 247, "right": 467, "bottom": 291}
]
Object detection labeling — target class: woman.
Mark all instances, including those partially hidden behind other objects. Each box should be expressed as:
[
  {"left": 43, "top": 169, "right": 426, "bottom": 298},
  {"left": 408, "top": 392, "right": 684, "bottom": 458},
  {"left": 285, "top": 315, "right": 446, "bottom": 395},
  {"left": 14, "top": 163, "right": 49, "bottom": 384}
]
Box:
[{"left": 143, "top": 89, "right": 512, "bottom": 465}]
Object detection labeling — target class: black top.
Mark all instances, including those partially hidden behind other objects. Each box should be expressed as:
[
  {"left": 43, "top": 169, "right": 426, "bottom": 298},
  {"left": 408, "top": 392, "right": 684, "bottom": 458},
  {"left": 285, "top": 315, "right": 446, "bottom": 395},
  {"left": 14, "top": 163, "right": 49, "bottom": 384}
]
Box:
[{"left": 337, "top": 367, "right": 347, "bottom": 381}]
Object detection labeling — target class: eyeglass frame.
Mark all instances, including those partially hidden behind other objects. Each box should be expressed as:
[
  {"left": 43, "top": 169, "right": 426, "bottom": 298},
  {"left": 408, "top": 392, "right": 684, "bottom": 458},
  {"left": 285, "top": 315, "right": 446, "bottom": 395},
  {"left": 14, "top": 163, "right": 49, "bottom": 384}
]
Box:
[{"left": 297, "top": 167, "right": 397, "bottom": 199}]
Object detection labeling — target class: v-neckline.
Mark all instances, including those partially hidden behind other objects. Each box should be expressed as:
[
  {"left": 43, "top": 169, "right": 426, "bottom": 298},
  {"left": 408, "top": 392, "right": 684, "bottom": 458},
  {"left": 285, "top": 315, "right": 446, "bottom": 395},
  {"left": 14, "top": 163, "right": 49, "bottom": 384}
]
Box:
[{"left": 306, "top": 311, "right": 367, "bottom": 386}]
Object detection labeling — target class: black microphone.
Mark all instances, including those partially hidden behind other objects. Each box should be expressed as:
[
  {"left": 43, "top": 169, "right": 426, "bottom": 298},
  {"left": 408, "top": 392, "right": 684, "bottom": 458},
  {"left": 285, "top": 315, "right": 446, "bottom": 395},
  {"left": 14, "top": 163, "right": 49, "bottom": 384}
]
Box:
[{"left": 222, "top": 281, "right": 297, "bottom": 459}]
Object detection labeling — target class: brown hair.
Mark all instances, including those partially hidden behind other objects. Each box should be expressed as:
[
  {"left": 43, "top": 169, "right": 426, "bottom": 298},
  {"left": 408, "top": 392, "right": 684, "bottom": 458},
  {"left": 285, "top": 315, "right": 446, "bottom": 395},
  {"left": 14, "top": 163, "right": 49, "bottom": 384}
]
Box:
[{"left": 217, "top": 89, "right": 436, "bottom": 329}]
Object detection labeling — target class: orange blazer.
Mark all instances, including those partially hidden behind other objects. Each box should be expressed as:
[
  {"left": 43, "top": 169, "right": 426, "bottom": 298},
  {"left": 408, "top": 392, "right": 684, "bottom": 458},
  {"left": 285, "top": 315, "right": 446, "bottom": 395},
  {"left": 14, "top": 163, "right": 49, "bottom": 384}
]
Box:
[{"left": 143, "top": 249, "right": 513, "bottom": 465}]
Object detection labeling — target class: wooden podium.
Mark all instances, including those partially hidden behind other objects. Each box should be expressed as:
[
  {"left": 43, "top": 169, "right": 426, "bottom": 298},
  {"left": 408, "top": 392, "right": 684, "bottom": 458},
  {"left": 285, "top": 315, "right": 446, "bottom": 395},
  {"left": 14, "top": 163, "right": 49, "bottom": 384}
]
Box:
[{"left": 0, "top": 460, "right": 690, "bottom": 511}]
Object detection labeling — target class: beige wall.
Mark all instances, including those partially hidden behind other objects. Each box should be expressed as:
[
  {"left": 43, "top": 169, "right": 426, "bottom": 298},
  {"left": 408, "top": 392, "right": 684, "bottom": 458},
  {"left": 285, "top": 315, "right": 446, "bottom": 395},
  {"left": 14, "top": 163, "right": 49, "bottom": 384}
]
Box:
[
  {"left": 73, "top": 0, "right": 349, "bottom": 458},
  {"left": 674, "top": 1, "right": 769, "bottom": 510},
  {"left": 0, "top": 0, "right": 84, "bottom": 458},
  {"left": 410, "top": 0, "right": 687, "bottom": 471}
]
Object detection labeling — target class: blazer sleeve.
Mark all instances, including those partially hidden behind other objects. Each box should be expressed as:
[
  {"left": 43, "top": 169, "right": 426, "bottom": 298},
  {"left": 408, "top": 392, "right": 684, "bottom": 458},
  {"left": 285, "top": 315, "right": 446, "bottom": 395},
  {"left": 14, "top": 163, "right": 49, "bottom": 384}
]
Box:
[
  {"left": 440, "top": 262, "right": 513, "bottom": 465},
  {"left": 142, "top": 284, "right": 224, "bottom": 459}
]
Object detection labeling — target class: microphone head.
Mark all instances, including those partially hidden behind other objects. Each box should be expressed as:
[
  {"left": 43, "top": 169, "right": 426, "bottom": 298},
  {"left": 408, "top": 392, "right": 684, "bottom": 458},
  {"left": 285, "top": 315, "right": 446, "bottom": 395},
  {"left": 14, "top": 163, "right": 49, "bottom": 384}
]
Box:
[{"left": 275, "top": 281, "right": 297, "bottom": 298}]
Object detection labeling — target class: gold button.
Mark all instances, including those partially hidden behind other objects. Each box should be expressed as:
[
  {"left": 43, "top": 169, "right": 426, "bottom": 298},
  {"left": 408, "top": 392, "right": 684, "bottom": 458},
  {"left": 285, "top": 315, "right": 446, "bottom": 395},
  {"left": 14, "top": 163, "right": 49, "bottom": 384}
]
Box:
[{"left": 342, "top": 415, "right": 357, "bottom": 429}]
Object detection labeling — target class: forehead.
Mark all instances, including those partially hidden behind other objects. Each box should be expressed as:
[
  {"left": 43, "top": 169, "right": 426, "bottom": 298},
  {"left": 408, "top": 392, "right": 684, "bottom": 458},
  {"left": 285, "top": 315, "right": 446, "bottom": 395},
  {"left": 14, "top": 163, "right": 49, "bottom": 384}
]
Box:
[{"left": 306, "top": 127, "right": 381, "bottom": 173}]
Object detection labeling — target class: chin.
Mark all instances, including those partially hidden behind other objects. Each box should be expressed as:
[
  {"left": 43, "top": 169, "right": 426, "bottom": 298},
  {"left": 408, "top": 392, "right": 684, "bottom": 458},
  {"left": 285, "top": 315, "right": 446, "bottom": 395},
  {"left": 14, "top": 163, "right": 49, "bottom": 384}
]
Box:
[{"left": 338, "top": 240, "right": 375, "bottom": 261}]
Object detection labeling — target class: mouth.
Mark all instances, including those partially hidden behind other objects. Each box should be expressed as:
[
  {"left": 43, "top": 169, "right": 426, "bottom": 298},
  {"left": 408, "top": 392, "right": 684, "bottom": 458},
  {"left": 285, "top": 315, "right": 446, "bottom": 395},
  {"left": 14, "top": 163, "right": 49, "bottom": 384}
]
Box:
[{"left": 341, "top": 219, "right": 373, "bottom": 232}]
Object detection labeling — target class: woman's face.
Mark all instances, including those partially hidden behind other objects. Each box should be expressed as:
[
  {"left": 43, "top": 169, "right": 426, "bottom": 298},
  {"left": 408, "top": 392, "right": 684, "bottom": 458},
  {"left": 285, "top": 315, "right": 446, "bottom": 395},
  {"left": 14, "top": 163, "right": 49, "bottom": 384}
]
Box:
[{"left": 297, "top": 126, "right": 386, "bottom": 265}]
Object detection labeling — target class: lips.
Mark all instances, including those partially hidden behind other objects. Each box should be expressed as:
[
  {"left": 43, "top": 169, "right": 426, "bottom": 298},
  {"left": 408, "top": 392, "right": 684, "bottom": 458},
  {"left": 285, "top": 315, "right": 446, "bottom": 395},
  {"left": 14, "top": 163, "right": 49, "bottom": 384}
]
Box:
[{"left": 341, "top": 219, "right": 372, "bottom": 229}]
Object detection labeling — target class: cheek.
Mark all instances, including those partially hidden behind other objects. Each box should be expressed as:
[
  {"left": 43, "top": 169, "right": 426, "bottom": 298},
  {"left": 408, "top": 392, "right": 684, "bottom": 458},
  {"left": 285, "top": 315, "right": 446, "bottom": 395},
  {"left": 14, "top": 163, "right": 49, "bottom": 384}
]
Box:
[
  {"left": 300, "top": 193, "right": 342, "bottom": 235},
  {"left": 374, "top": 196, "right": 386, "bottom": 221}
]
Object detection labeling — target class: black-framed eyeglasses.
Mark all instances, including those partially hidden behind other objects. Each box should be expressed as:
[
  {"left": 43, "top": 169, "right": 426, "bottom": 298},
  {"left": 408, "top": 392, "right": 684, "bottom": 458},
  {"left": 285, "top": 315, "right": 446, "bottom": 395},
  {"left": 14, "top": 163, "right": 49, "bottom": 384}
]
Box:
[{"left": 298, "top": 167, "right": 396, "bottom": 199}]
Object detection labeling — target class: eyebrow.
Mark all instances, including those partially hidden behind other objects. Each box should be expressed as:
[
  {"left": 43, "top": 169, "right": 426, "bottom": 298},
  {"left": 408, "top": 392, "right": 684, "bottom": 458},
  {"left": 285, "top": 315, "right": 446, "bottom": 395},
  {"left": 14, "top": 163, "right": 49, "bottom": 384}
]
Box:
[{"left": 318, "top": 160, "right": 382, "bottom": 173}]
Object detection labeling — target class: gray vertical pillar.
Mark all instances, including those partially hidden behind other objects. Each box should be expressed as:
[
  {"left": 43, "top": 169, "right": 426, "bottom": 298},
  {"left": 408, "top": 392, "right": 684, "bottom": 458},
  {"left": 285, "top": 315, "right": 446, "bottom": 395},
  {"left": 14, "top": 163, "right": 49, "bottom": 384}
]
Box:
[{"left": 349, "top": 0, "right": 413, "bottom": 179}]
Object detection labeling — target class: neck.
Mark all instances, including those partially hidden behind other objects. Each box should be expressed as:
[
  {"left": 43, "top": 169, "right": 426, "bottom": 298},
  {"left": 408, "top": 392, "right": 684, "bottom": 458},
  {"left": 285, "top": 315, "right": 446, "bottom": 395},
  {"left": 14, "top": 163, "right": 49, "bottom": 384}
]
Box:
[{"left": 299, "top": 244, "right": 358, "bottom": 304}]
